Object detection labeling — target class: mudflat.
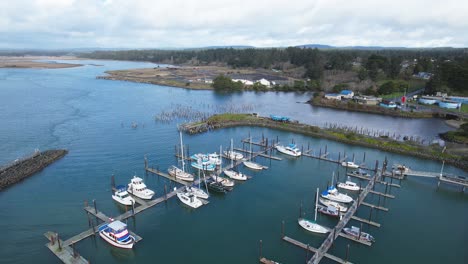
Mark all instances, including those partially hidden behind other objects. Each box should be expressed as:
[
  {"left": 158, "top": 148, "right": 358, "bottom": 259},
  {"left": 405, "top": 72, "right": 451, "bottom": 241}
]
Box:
[{"left": 0, "top": 56, "right": 82, "bottom": 69}]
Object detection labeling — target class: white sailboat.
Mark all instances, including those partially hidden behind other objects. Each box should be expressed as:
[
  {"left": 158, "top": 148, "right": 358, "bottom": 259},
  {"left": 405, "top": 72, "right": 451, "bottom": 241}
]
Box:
[
  {"left": 213, "top": 145, "right": 235, "bottom": 187},
  {"left": 243, "top": 136, "right": 264, "bottom": 170},
  {"left": 176, "top": 187, "right": 203, "bottom": 209},
  {"left": 298, "top": 188, "right": 329, "bottom": 234},
  {"left": 186, "top": 169, "right": 209, "bottom": 199},
  {"left": 168, "top": 132, "right": 195, "bottom": 182},
  {"left": 224, "top": 139, "right": 249, "bottom": 181}
]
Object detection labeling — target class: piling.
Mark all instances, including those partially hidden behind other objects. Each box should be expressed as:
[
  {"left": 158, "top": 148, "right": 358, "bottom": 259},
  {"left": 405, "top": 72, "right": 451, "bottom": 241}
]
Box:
[
  {"left": 259, "top": 240, "right": 263, "bottom": 259},
  {"left": 281, "top": 221, "right": 285, "bottom": 238},
  {"left": 93, "top": 200, "right": 97, "bottom": 214},
  {"left": 345, "top": 244, "right": 350, "bottom": 262}
]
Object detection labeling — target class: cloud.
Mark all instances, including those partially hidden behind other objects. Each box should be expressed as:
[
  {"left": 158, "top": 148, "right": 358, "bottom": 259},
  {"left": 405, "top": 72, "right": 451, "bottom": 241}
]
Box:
[{"left": 0, "top": 0, "right": 466, "bottom": 49}]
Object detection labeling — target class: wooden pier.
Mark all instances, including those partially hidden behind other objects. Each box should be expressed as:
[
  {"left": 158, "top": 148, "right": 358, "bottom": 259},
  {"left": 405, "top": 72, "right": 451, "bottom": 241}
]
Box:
[
  {"left": 282, "top": 236, "right": 352, "bottom": 264},
  {"left": 44, "top": 232, "right": 88, "bottom": 264}
]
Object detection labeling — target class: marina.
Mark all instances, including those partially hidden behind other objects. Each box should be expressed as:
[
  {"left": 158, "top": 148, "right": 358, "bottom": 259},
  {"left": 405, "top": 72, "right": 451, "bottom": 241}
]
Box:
[{"left": 1, "top": 59, "right": 466, "bottom": 264}]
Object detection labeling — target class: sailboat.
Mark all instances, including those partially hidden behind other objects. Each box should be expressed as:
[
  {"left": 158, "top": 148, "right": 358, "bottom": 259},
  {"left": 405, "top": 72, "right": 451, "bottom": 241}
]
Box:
[
  {"left": 186, "top": 169, "right": 209, "bottom": 199},
  {"left": 212, "top": 145, "right": 235, "bottom": 187},
  {"left": 321, "top": 172, "right": 354, "bottom": 203},
  {"left": 168, "top": 132, "right": 195, "bottom": 182},
  {"left": 243, "top": 136, "right": 264, "bottom": 170},
  {"left": 224, "top": 139, "right": 249, "bottom": 181},
  {"left": 319, "top": 197, "right": 348, "bottom": 212},
  {"left": 298, "top": 188, "right": 329, "bottom": 234},
  {"left": 176, "top": 187, "right": 203, "bottom": 209}
]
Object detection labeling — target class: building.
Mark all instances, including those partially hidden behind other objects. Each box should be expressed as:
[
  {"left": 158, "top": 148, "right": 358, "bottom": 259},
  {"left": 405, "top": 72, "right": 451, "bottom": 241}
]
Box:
[
  {"left": 232, "top": 79, "right": 254, "bottom": 85},
  {"left": 353, "top": 95, "right": 382, "bottom": 105},
  {"left": 324, "top": 93, "right": 343, "bottom": 100},
  {"left": 340, "top": 90, "right": 354, "bottom": 99}
]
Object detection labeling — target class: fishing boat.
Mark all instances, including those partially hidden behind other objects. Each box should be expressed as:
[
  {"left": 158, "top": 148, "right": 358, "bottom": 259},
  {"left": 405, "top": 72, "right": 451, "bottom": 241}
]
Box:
[
  {"left": 319, "top": 197, "right": 348, "bottom": 212},
  {"left": 127, "top": 176, "right": 155, "bottom": 200},
  {"left": 168, "top": 132, "right": 195, "bottom": 182},
  {"left": 275, "top": 143, "right": 302, "bottom": 157},
  {"left": 98, "top": 220, "right": 135, "bottom": 249},
  {"left": 223, "top": 150, "right": 244, "bottom": 160},
  {"left": 342, "top": 161, "right": 359, "bottom": 168},
  {"left": 321, "top": 186, "right": 354, "bottom": 203},
  {"left": 243, "top": 136, "right": 264, "bottom": 170},
  {"left": 337, "top": 178, "right": 360, "bottom": 191},
  {"left": 191, "top": 154, "right": 216, "bottom": 171},
  {"left": 176, "top": 188, "right": 203, "bottom": 209},
  {"left": 112, "top": 185, "right": 135, "bottom": 206},
  {"left": 298, "top": 188, "right": 329, "bottom": 234},
  {"left": 317, "top": 204, "right": 340, "bottom": 218},
  {"left": 224, "top": 170, "right": 248, "bottom": 181},
  {"left": 343, "top": 226, "right": 375, "bottom": 242}
]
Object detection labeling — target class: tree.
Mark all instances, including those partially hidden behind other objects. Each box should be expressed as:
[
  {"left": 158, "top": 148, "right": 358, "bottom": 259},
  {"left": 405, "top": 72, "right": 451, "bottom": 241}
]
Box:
[
  {"left": 212, "top": 74, "right": 243, "bottom": 92},
  {"left": 358, "top": 68, "right": 368, "bottom": 81}
]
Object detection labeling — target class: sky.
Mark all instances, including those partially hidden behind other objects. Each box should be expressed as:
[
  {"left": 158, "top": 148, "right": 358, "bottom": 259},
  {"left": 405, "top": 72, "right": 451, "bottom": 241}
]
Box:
[{"left": 1, "top": 0, "right": 467, "bottom": 49}]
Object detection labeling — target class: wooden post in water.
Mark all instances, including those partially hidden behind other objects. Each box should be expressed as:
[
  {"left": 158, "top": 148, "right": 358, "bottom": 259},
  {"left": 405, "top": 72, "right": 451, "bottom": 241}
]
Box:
[
  {"left": 325, "top": 145, "right": 328, "bottom": 155},
  {"left": 144, "top": 155, "right": 148, "bottom": 170},
  {"left": 345, "top": 244, "right": 350, "bottom": 262},
  {"left": 319, "top": 148, "right": 322, "bottom": 158},
  {"left": 259, "top": 240, "right": 263, "bottom": 260},
  {"left": 111, "top": 174, "right": 115, "bottom": 189},
  {"left": 131, "top": 200, "right": 135, "bottom": 216},
  {"left": 338, "top": 152, "right": 341, "bottom": 162},
  {"left": 93, "top": 199, "right": 97, "bottom": 214},
  {"left": 374, "top": 160, "right": 379, "bottom": 173},
  {"left": 72, "top": 242, "right": 76, "bottom": 258},
  {"left": 281, "top": 220, "right": 285, "bottom": 238},
  {"left": 57, "top": 233, "right": 61, "bottom": 250},
  {"left": 378, "top": 194, "right": 381, "bottom": 207},
  {"left": 299, "top": 202, "right": 303, "bottom": 218},
  {"left": 363, "top": 152, "right": 366, "bottom": 163},
  {"left": 306, "top": 244, "right": 310, "bottom": 262},
  {"left": 352, "top": 153, "right": 355, "bottom": 162},
  {"left": 164, "top": 185, "right": 167, "bottom": 200},
  {"left": 87, "top": 212, "right": 91, "bottom": 227},
  {"left": 368, "top": 206, "right": 374, "bottom": 222}
]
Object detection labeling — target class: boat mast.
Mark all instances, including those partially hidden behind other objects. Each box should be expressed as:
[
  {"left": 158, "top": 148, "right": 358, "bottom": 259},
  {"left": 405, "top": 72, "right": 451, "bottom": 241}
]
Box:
[
  {"left": 315, "top": 187, "right": 319, "bottom": 222},
  {"left": 230, "top": 138, "right": 234, "bottom": 168},
  {"left": 219, "top": 145, "right": 223, "bottom": 175},
  {"left": 179, "top": 131, "right": 185, "bottom": 172},
  {"left": 249, "top": 136, "right": 252, "bottom": 161}
]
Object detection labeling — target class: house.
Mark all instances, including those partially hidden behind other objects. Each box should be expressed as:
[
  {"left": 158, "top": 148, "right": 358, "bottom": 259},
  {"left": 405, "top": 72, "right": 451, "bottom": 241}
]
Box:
[
  {"left": 324, "top": 93, "right": 343, "bottom": 100},
  {"left": 340, "top": 90, "right": 354, "bottom": 99},
  {"left": 353, "top": 95, "right": 382, "bottom": 105}
]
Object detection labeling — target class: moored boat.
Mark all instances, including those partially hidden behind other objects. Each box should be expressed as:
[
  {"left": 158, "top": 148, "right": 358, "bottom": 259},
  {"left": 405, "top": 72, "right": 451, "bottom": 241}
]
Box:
[
  {"left": 321, "top": 186, "right": 354, "bottom": 203},
  {"left": 275, "top": 143, "right": 302, "bottom": 157},
  {"left": 337, "top": 180, "right": 360, "bottom": 191},
  {"left": 191, "top": 154, "right": 216, "bottom": 171},
  {"left": 319, "top": 197, "right": 348, "bottom": 212},
  {"left": 243, "top": 160, "right": 264, "bottom": 170},
  {"left": 224, "top": 169, "right": 248, "bottom": 181},
  {"left": 342, "top": 161, "right": 359, "bottom": 168},
  {"left": 112, "top": 185, "right": 135, "bottom": 206},
  {"left": 349, "top": 169, "right": 370, "bottom": 177},
  {"left": 176, "top": 188, "right": 203, "bottom": 209},
  {"left": 298, "top": 188, "right": 329, "bottom": 234},
  {"left": 317, "top": 204, "right": 340, "bottom": 218},
  {"left": 186, "top": 185, "right": 209, "bottom": 199},
  {"left": 127, "top": 176, "right": 155, "bottom": 200},
  {"left": 168, "top": 165, "right": 195, "bottom": 182},
  {"left": 223, "top": 150, "right": 244, "bottom": 160},
  {"left": 212, "top": 174, "right": 235, "bottom": 187},
  {"left": 343, "top": 226, "right": 375, "bottom": 242},
  {"left": 98, "top": 220, "right": 135, "bottom": 249}
]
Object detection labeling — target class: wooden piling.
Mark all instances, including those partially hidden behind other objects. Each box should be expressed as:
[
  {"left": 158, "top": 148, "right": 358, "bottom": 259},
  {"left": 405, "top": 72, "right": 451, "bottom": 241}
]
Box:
[
  {"left": 281, "top": 221, "right": 285, "bottom": 238},
  {"left": 259, "top": 240, "right": 263, "bottom": 259}
]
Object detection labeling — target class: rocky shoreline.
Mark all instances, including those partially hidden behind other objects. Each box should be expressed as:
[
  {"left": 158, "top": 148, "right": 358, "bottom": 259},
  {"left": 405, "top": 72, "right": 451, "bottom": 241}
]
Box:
[{"left": 0, "top": 149, "right": 68, "bottom": 190}]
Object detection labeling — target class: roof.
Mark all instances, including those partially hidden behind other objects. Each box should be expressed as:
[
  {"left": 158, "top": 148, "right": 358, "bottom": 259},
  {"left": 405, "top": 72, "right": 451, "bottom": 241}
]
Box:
[
  {"left": 108, "top": 220, "right": 127, "bottom": 231},
  {"left": 340, "top": 90, "right": 353, "bottom": 95}
]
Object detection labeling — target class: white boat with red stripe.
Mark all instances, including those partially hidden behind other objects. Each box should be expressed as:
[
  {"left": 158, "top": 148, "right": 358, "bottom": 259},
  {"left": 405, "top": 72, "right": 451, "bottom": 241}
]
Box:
[{"left": 98, "top": 220, "right": 135, "bottom": 249}]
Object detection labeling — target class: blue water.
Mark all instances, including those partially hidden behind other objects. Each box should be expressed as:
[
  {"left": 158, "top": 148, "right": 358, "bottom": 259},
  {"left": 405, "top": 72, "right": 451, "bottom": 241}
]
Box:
[{"left": 0, "top": 60, "right": 466, "bottom": 264}]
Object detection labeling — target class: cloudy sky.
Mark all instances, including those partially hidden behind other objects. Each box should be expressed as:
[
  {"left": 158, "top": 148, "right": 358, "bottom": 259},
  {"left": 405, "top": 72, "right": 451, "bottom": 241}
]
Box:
[{"left": 1, "top": 0, "right": 466, "bottom": 49}]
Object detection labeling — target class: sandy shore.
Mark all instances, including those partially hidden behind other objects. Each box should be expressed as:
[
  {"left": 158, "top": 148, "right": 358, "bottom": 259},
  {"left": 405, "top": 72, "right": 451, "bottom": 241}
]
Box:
[{"left": 0, "top": 56, "right": 82, "bottom": 69}]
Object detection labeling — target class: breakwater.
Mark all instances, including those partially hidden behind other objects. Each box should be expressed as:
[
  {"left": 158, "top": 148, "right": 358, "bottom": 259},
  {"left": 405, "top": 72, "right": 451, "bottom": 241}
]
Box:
[
  {"left": 0, "top": 149, "right": 68, "bottom": 190},
  {"left": 180, "top": 114, "right": 468, "bottom": 171}
]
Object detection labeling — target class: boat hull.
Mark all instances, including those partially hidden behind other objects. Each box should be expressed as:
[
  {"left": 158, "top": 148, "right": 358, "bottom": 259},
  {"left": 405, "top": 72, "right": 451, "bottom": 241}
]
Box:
[
  {"left": 112, "top": 195, "right": 134, "bottom": 206},
  {"left": 276, "top": 146, "right": 301, "bottom": 157},
  {"left": 319, "top": 198, "right": 347, "bottom": 212},
  {"left": 337, "top": 182, "right": 360, "bottom": 191},
  {"left": 243, "top": 161, "right": 263, "bottom": 170},
  {"left": 186, "top": 186, "right": 209, "bottom": 199},
  {"left": 127, "top": 189, "right": 154, "bottom": 200},
  {"left": 177, "top": 192, "right": 203, "bottom": 209},
  {"left": 298, "top": 218, "right": 328, "bottom": 234},
  {"left": 99, "top": 231, "right": 134, "bottom": 249},
  {"left": 224, "top": 170, "right": 248, "bottom": 181}
]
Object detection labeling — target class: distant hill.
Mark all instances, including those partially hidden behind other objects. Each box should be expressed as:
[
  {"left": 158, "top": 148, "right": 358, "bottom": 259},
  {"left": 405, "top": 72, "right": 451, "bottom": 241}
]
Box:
[{"left": 295, "top": 44, "right": 334, "bottom": 49}]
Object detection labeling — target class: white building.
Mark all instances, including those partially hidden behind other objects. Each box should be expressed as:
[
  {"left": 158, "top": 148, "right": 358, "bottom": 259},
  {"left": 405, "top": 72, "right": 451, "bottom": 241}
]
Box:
[
  {"left": 256, "top": 78, "right": 271, "bottom": 87},
  {"left": 232, "top": 79, "right": 254, "bottom": 85}
]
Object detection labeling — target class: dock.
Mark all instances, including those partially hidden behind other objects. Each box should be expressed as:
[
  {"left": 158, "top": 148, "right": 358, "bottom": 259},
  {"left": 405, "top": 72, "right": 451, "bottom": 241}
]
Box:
[{"left": 282, "top": 236, "right": 352, "bottom": 263}]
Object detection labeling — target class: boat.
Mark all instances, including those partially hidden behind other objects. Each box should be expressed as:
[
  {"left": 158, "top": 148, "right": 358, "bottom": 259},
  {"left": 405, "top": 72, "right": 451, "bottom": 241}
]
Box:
[
  {"left": 224, "top": 170, "right": 248, "bottom": 181},
  {"left": 127, "top": 176, "right": 155, "bottom": 200},
  {"left": 298, "top": 188, "right": 329, "bottom": 234},
  {"left": 207, "top": 152, "right": 222, "bottom": 166},
  {"left": 321, "top": 186, "right": 354, "bottom": 203},
  {"left": 98, "top": 220, "right": 135, "bottom": 249},
  {"left": 275, "top": 143, "right": 302, "bottom": 157},
  {"left": 319, "top": 197, "right": 348, "bottom": 212},
  {"left": 337, "top": 179, "right": 360, "bottom": 191},
  {"left": 439, "top": 99, "right": 460, "bottom": 109},
  {"left": 224, "top": 139, "right": 249, "bottom": 181},
  {"left": 243, "top": 136, "right": 264, "bottom": 170},
  {"left": 168, "top": 132, "right": 195, "bottom": 182},
  {"left": 393, "top": 164, "right": 409, "bottom": 175},
  {"left": 212, "top": 174, "right": 235, "bottom": 187},
  {"left": 317, "top": 204, "right": 340, "bottom": 218},
  {"left": 191, "top": 154, "right": 216, "bottom": 171},
  {"left": 223, "top": 150, "right": 244, "bottom": 160},
  {"left": 176, "top": 188, "right": 203, "bottom": 209},
  {"left": 112, "top": 185, "right": 135, "bottom": 206},
  {"left": 343, "top": 226, "right": 375, "bottom": 242},
  {"left": 342, "top": 161, "right": 359, "bottom": 168},
  {"left": 349, "top": 169, "right": 370, "bottom": 177},
  {"left": 205, "top": 178, "right": 231, "bottom": 193},
  {"left": 186, "top": 185, "right": 209, "bottom": 199}
]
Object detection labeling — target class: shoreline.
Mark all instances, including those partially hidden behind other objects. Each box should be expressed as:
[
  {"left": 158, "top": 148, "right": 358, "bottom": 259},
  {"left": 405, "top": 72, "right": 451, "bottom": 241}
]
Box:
[
  {"left": 180, "top": 114, "right": 468, "bottom": 171},
  {"left": 0, "top": 56, "right": 82, "bottom": 69}
]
